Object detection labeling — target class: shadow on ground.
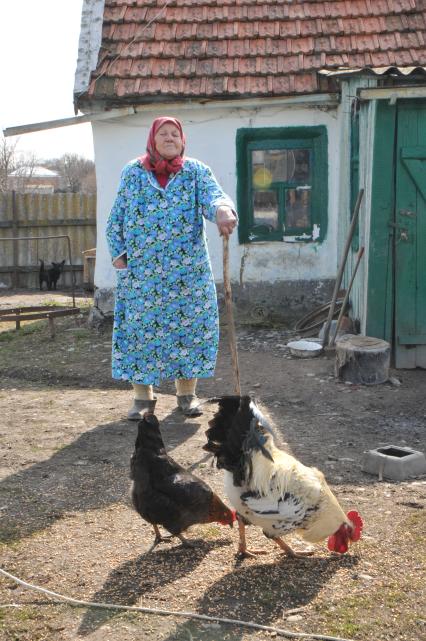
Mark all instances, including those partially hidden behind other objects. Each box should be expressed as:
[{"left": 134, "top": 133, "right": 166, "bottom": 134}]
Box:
[
  {"left": 160, "top": 554, "right": 358, "bottom": 641},
  {"left": 77, "top": 539, "right": 233, "bottom": 636},
  {"left": 77, "top": 551, "right": 358, "bottom": 639},
  {"left": 0, "top": 412, "right": 202, "bottom": 543}
]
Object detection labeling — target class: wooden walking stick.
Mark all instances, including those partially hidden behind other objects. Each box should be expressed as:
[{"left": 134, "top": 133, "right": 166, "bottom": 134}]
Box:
[{"left": 222, "top": 236, "right": 241, "bottom": 395}]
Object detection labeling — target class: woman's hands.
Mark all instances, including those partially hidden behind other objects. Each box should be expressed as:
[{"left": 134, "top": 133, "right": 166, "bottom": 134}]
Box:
[
  {"left": 216, "top": 206, "right": 237, "bottom": 238},
  {"left": 112, "top": 254, "right": 127, "bottom": 269}
]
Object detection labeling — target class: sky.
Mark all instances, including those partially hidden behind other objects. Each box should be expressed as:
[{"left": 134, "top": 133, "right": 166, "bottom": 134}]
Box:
[{"left": 1, "top": 0, "right": 94, "bottom": 161}]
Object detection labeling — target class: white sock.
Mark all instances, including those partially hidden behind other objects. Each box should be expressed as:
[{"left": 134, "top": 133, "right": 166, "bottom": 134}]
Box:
[
  {"left": 132, "top": 383, "right": 154, "bottom": 401},
  {"left": 175, "top": 378, "right": 197, "bottom": 396}
]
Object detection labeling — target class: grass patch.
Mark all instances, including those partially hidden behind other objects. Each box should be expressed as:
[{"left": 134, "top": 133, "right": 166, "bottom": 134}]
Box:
[
  {"left": 52, "top": 443, "right": 68, "bottom": 452},
  {"left": 35, "top": 297, "right": 92, "bottom": 309},
  {"left": 0, "top": 538, "right": 21, "bottom": 551},
  {"left": 319, "top": 596, "right": 378, "bottom": 637},
  {"left": 70, "top": 328, "right": 92, "bottom": 340},
  {"left": 318, "top": 583, "right": 417, "bottom": 638},
  {"left": 0, "top": 605, "right": 51, "bottom": 641},
  {"left": 0, "top": 321, "right": 45, "bottom": 340},
  {"left": 0, "top": 524, "right": 32, "bottom": 547},
  {"left": 199, "top": 525, "right": 222, "bottom": 539},
  {"left": 1, "top": 606, "right": 38, "bottom": 623},
  {"left": 0, "top": 524, "right": 24, "bottom": 546},
  {"left": 405, "top": 511, "right": 426, "bottom": 546},
  {"left": 0, "top": 312, "right": 93, "bottom": 372}
]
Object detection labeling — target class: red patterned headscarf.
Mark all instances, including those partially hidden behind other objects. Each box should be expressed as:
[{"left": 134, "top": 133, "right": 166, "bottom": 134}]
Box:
[{"left": 139, "top": 117, "right": 186, "bottom": 176}]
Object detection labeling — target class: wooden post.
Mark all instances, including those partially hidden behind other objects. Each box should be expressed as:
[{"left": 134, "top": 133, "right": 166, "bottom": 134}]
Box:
[
  {"left": 11, "top": 191, "right": 19, "bottom": 288},
  {"left": 65, "top": 235, "right": 76, "bottom": 308},
  {"left": 48, "top": 315, "right": 55, "bottom": 339},
  {"left": 223, "top": 236, "right": 241, "bottom": 395}
]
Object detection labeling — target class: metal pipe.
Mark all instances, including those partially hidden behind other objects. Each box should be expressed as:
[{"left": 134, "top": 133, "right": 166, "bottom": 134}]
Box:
[{"left": 11, "top": 191, "right": 18, "bottom": 288}]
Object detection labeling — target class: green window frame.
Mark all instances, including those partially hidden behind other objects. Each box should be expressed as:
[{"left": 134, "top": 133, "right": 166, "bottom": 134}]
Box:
[{"left": 236, "top": 126, "right": 328, "bottom": 243}]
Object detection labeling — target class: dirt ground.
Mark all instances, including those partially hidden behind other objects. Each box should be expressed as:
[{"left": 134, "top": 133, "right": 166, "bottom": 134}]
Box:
[{"left": 0, "top": 289, "right": 425, "bottom": 641}]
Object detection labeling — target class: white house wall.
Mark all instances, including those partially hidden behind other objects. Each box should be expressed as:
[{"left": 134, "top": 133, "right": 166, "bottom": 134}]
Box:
[{"left": 92, "top": 101, "right": 340, "bottom": 321}]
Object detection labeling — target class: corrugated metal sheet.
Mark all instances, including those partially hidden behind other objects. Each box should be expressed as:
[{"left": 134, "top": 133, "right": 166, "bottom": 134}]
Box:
[{"left": 319, "top": 66, "right": 426, "bottom": 77}]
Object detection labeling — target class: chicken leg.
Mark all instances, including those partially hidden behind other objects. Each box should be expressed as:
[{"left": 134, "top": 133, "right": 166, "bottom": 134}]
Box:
[
  {"left": 176, "top": 533, "right": 196, "bottom": 548},
  {"left": 148, "top": 525, "right": 197, "bottom": 552},
  {"left": 272, "top": 536, "right": 314, "bottom": 559},
  {"left": 237, "top": 517, "right": 267, "bottom": 559},
  {"left": 147, "top": 524, "right": 174, "bottom": 552}
]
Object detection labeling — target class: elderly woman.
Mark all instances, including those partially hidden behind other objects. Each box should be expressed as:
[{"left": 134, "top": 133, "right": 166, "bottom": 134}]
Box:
[{"left": 106, "top": 117, "right": 237, "bottom": 419}]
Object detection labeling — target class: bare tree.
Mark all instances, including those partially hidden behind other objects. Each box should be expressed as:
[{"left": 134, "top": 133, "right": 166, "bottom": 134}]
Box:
[
  {"left": 7, "top": 152, "right": 39, "bottom": 192},
  {"left": 1, "top": 143, "right": 96, "bottom": 194},
  {"left": 80, "top": 166, "right": 97, "bottom": 194},
  {"left": 47, "top": 153, "right": 96, "bottom": 193},
  {"left": 0, "top": 136, "right": 19, "bottom": 192},
  {"left": 0, "top": 137, "right": 40, "bottom": 192}
]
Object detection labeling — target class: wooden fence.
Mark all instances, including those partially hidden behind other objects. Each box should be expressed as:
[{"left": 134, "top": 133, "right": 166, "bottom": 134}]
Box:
[{"left": 0, "top": 192, "right": 96, "bottom": 290}]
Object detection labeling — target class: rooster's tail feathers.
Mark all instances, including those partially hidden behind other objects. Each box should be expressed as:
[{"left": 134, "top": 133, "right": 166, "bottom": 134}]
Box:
[{"left": 204, "top": 395, "right": 276, "bottom": 480}]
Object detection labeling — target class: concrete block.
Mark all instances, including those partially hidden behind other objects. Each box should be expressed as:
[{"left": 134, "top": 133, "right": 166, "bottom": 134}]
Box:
[{"left": 362, "top": 445, "right": 426, "bottom": 481}]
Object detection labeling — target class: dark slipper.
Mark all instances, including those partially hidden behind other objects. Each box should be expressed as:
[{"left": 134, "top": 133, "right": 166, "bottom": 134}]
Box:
[{"left": 176, "top": 394, "right": 203, "bottom": 416}]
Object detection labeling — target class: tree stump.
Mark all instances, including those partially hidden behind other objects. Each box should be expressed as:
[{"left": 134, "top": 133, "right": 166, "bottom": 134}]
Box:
[{"left": 335, "top": 335, "right": 391, "bottom": 385}]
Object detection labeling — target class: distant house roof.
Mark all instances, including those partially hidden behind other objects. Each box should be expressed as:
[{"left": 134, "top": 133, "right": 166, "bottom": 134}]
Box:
[
  {"left": 9, "top": 166, "right": 59, "bottom": 178},
  {"left": 75, "top": 0, "right": 426, "bottom": 109}
]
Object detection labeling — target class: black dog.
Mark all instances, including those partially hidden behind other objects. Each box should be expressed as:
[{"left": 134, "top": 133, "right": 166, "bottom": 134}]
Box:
[{"left": 39, "top": 259, "right": 65, "bottom": 291}]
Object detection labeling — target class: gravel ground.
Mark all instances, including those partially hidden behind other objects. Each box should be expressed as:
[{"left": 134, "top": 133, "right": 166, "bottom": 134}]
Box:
[{"left": 0, "top": 290, "right": 425, "bottom": 641}]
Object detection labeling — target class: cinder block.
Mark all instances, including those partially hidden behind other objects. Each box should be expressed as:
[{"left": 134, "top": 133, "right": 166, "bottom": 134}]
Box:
[{"left": 362, "top": 445, "right": 426, "bottom": 481}]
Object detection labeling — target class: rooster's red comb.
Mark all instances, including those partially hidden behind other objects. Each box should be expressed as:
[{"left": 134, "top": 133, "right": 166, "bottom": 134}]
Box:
[{"left": 347, "top": 510, "right": 363, "bottom": 542}]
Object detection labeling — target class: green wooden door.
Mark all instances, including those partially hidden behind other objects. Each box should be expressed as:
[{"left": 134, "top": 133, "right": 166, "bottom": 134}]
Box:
[{"left": 395, "top": 102, "right": 426, "bottom": 368}]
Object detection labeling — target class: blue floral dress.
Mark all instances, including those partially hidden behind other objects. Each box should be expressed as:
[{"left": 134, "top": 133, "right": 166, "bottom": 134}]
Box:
[{"left": 106, "top": 157, "right": 235, "bottom": 385}]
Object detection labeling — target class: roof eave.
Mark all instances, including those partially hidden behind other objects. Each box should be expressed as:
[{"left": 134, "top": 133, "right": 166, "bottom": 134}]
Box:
[{"left": 75, "top": 90, "right": 340, "bottom": 113}]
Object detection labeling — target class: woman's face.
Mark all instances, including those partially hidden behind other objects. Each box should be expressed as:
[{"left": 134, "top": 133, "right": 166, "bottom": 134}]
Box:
[{"left": 154, "top": 123, "right": 183, "bottom": 159}]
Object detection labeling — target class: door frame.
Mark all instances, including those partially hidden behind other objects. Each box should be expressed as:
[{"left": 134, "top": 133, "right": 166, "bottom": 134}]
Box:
[
  {"left": 365, "top": 99, "right": 396, "bottom": 346},
  {"left": 366, "top": 98, "right": 426, "bottom": 366}
]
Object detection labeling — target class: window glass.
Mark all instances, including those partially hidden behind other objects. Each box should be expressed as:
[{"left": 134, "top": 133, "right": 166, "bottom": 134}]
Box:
[
  {"left": 253, "top": 190, "right": 279, "bottom": 230},
  {"left": 285, "top": 188, "right": 311, "bottom": 230},
  {"left": 292, "top": 149, "right": 311, "bottom": 182},
  {"left": 252, "top": 148, "right": 311, "bottom": 184}
]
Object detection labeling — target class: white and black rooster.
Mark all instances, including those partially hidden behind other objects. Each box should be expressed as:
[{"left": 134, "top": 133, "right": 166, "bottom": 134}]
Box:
[{"left": 204, "top": 396, "right": 363, "bottom": 559}]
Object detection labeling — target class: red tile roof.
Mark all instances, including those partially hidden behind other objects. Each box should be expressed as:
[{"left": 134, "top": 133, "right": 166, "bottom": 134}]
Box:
[{"left": 77, "top": 0, "right": 426, "bottom": 107}]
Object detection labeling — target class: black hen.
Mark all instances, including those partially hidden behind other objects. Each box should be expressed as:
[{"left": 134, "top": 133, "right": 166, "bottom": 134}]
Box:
[{"left": 130, "top": 413, "right": 235, "bottom": 550}]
